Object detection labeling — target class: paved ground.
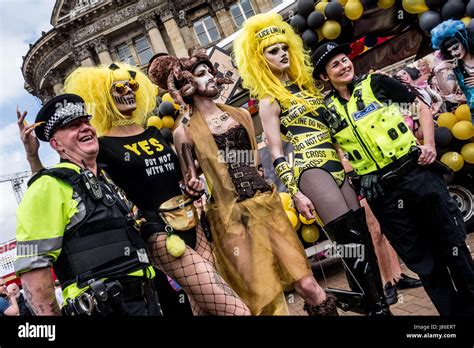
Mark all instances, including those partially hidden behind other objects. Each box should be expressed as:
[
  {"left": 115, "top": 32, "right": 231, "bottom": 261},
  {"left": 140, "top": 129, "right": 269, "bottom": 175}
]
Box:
[{"left": 288, "top": 233, "right": 474, "bottom": 316}]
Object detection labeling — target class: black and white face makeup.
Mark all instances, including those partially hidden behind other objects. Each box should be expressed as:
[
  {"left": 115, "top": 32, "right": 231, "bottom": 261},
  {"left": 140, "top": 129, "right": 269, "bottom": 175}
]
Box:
[
  {"left": 447, "top": 40, "right": 467, "bottom": 60},
  {"left": 111, "top": 80, "right": 137, "bottom": 115},
  {"left": 193, "top": 63, "right": 219, "bottom": 98}
]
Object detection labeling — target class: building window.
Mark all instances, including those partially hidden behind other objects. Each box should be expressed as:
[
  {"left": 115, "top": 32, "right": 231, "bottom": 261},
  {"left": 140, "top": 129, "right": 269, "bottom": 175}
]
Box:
[
  {"left": 272, "top": 0, "right": 283, "bottom": 6},
  {"left": 134, "top": 35, "right": 153, "bottom": 65},
  {"left": 193, "top": 16, "right": 221, "bottom": 46},
  {"left": 116, "top": 43, "right": 135, "bottom": 65},
  {"left": 230, "top": 0, "right": 255, "bottom": 28}
]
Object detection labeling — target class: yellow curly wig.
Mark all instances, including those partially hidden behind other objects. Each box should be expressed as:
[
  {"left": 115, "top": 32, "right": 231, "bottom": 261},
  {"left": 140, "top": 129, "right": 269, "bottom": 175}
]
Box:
[
  {"left": 63, "top": 62, "right": 157, "bottom": 136},
  {"left": 233, "top": 13, "right": 320, "bottom": 110}
]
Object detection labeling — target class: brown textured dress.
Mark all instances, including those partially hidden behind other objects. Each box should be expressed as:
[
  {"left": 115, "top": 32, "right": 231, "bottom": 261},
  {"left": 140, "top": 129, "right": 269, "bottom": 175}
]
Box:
[{"left": 186, "top": 104, "right": 312, "bottom": 315}]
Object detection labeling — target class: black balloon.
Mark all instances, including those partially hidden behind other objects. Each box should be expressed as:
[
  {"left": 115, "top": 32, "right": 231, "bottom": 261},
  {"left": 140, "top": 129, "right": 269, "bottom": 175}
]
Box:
[
  {"left": 297, "top": 0, "right": 315, "bottom": 17},
  {"left": 291, "top": 14, "right": 308, "bottom": 33},
  {"left": 160, "top": 127, "right": 173, "bottom": 145},
  {"left": 307, "top": 11, "right": 325, "bottom": 29},
  {"left": 467, "top": 0, "right": 474, "bottom": 17},
  {"left": 325, "top": 2, "right": 343, "bottom": 21},
  {"left": 435, "top": 127, "right": 453, "bottom": 148},
  {"left": 159, "top": 101, "right": 175, "bottom": 117},
  {"left": 425, "top": 0, "right": 444, "bottom": 10},
  {"left": 419, "top": 10, "right": 442, "bottom": 33},
  {"left": 302, "top": 29, "right": 318, "bottom": 47},
  {"left": 469, "top": 18, "right": 474, "bottom": 30},
  {"left": 441, "top": 0, "right": 466, "bottom": 20},
  {"left": 361, "top": 0, "right": 378, "bottom": 7}
]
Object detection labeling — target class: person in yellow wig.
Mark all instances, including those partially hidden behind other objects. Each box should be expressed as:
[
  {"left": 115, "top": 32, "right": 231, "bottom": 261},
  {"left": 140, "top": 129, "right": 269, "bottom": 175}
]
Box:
[
  {"left": 148, "top": 47, "right": 339, "bottom": 316},
  {"left": 18, "top": 62, "right": 251, "bottom": 316},
  {"left": 233, "top": 13, "right": 390, "bottom": 315}
]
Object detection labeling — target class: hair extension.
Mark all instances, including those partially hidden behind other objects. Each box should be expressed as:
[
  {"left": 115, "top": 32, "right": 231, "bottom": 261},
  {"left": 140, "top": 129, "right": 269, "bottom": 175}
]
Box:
[
  {"left": 431, "top": 19, "right": 474, "bottom": 60},
  {"left": 233, "top": 13, "right": 321, "bottom": 111},
  {"left": 63, "top": 62, "right": 158, "bottom": 135}
]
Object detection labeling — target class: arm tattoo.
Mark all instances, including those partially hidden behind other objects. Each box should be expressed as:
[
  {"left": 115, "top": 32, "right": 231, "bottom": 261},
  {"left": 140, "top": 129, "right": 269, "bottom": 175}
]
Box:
[
  {"left": 22, "top": 283, "right": 40, "bottom": 315},
  {"left": 22, "top": 279, "right": 61, "bottom": 315},
  {"left": 46, "top": 282, "right": 61, "bottom": 315},
  {"left": 447, "top": 74, "right": 456, "bottom": 81}
]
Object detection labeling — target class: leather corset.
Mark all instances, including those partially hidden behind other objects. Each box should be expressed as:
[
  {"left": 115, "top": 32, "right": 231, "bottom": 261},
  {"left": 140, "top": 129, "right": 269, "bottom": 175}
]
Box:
[{"left": 213, "top": 125, "right": 270, "bottom": 201}]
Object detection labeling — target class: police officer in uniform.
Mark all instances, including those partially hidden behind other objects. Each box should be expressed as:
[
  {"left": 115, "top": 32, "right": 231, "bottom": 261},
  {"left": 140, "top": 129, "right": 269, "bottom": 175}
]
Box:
[
  {"left": 15, "top": 94, "right": 162, "bottom": 316},
  {"left": 312, "top": 42, "right": 474, "bottom": 316}
]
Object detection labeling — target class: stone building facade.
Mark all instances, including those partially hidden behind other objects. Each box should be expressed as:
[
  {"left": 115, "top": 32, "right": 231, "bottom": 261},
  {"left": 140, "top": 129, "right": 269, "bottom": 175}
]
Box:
[{"left": 22, "top": 0, "right": 282, "bottom": 102}]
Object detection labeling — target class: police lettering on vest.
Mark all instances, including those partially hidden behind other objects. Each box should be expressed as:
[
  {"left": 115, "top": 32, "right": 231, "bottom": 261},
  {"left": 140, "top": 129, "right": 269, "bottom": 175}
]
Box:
[{"left": 325, "top": 74, "right": 417, "bottom": 175}]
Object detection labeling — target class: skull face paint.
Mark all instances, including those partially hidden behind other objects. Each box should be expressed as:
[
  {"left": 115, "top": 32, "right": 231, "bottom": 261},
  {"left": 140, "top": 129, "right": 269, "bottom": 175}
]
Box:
[
  {"left": 111, "top": 80, "right": 137, "bottom": 115},
  {"left": 193, "top": 63, "right": 219, "bottom": 98}
]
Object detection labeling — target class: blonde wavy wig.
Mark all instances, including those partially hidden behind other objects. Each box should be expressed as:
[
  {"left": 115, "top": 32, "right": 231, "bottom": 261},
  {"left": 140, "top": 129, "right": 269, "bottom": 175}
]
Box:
[
  {"left": 63, "top": 62, "right": 157, "bottom": 135},
  {"left": 233, "top": 13, "right": 320, "bottom": 110}
]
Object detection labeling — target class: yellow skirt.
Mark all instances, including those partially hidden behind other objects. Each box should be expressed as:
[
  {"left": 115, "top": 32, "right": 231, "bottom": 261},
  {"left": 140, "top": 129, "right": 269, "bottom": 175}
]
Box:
[{"left": 206, "top": 187, "right": 312, "bottom": 315}]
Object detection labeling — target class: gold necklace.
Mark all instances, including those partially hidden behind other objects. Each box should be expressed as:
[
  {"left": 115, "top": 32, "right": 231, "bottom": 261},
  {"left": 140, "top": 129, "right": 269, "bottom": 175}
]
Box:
[
  {"left": 112, "top": 119, "right": 136, "bottom": 127},
  {"left": 206, "top": 112, "right": 230, "bottom": 128}
]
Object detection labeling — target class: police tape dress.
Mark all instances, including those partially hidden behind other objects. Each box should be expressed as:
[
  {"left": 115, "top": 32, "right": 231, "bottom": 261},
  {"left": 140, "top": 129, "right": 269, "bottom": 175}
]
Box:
[
  {"left": 279, "top": 84, "right": 345, "bottom": 187},
  {"left": 186, "top": 104, "right": 313, "bottom": 315}
]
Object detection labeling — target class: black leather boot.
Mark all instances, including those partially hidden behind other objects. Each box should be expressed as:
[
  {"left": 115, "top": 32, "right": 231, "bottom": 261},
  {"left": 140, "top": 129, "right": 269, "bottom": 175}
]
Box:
[{"left": 323, "top": 208, "right": 391, "bottom": 316}]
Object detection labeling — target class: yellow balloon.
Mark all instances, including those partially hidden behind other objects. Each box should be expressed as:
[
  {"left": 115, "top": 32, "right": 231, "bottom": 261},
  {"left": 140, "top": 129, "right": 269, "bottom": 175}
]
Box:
[
  {"left": 441, "top": 151, "right": 465, "bottom": 172},
  {"left": 437, "top": 112, "right": 458, "bottom": 130},
  {"left": 455, "top": 104, "right": 471, "bottom": 122},
  {"left": 402, "top": 0, "right": 428, "bottom": 14},
  {"left": 286, "top": 210, "right": 299, "bottom": 229},
  {"left": 345, "top": 0, "right": 364, "bottom": 21},
  {"left": 147, "top": 116, "right": 163, "bottom": 129},
  {"left": 462, "top": 16, "right": 472, "bottom": 27},
  {"left": 377, "top": 0, "right": 396, "bottom": 9},
  {"left": 461, "top": 143, "right": 474, "bottom": 164},
  {"left": 315, "top": 1, "right": 328, "bottom": 13},
  {"left": 452, "top": 121, "right": 474, "bottom": 140},
  {"left": 338, "top": 0, "right": 348, "bottom": 5},
  {"left": 295, "top": 218, "right": 301, "bottom": 231},
  {"left": 279, "top": 192, "right": 292, "bottom": 209},
  {"left": 299, "top": 213, "right": 316, "bottom": 225},
  {"left": 316, "top": 28, "right": 324, "bottom": 42},
  {"left": 322, "top": 20, "right": 342, "bottom": 40},
  {"left": 301, "top": 224, "right": 320, "bottom": 243},
  {"left": 161, "top": 115, "right": 175, "bottom": 129},
  {"left": 162, "top": 93, "right": 174, "bottom": 104}
]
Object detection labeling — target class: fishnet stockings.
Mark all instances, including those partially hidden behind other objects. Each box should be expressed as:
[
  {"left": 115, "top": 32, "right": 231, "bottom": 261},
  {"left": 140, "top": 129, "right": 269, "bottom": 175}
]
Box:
[
  {"left": 148, "top": 226, "right": 250, "bottom": 316},
  {"left": 299, "top": 169, "right": 360, "bottom": 224}
]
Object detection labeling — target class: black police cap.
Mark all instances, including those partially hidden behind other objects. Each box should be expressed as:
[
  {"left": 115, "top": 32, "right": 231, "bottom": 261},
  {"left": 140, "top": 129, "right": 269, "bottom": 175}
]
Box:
[
  {"left": 311, "top": 42, "right": 351, "bottom": 79},
  {"left": 34, "top": 94, "right": 91, "bottom": 142}
]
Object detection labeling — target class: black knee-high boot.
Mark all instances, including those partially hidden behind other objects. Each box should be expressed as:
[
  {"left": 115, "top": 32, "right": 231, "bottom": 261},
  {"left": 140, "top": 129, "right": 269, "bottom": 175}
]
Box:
[{"left": 323, "top": 208, "right": 391, "bottom": 316}]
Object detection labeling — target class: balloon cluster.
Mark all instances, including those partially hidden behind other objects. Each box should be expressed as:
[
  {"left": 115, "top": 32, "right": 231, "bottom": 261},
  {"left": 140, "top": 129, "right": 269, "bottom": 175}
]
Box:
[
  {"left": 290, "top": 0, "right": 397, "bottom": 46},
  {"left": 279, "top": 192, "right": 324, "bottom": 244},
  {"left": 435, "top": 104, "right": 474, "bottom": 172},
  {"left": 415, "top": 0, "right": 474, "bottom": 34},
  {"left": 291, "top": 1, "right": 474, "bottom": 51},
  {"left": 146, "top": 92, "right": 180, "bottom": 130}
]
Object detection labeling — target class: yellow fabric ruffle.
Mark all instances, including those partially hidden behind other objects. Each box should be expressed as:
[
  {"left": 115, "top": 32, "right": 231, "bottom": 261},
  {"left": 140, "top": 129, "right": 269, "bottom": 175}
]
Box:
[{"left": 186, "top": 105, "right": 312, "bottom": 315}]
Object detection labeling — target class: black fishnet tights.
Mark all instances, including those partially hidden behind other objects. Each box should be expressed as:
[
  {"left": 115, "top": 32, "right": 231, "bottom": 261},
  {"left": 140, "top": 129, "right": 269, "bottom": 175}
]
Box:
[
  {"left": 299, "top": 169, "right": 360, "bottom": 224},
  {"left": 148, "top": 226, "right": 251, "bottom": 316}
]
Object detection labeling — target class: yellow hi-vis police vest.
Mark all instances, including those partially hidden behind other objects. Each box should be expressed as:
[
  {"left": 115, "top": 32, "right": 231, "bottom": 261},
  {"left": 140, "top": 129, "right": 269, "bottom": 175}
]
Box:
[{"left": 325, "top": 74, "right": 417, "bottom": 175}]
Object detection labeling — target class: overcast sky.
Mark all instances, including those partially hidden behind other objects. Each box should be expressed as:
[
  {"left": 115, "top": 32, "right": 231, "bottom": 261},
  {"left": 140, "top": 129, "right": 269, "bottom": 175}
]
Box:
[{"left": 0, "top": 0, "right": 59, "bottom": 243}]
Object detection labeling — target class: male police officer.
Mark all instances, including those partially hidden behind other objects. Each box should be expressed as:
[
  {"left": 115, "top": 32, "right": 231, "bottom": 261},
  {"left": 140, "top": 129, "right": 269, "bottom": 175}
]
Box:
[
  {"left": 15, "top": 94, "right": 161, "bottom": 316},
  {"left": 312, "top": 42, "right": 474, "bottom": 316}
]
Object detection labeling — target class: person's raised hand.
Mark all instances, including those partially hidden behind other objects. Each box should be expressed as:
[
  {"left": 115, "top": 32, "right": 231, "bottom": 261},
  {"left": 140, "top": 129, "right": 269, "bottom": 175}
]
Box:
[{"left": 17, "top": 106, "right": 40, "bottom": 158}]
